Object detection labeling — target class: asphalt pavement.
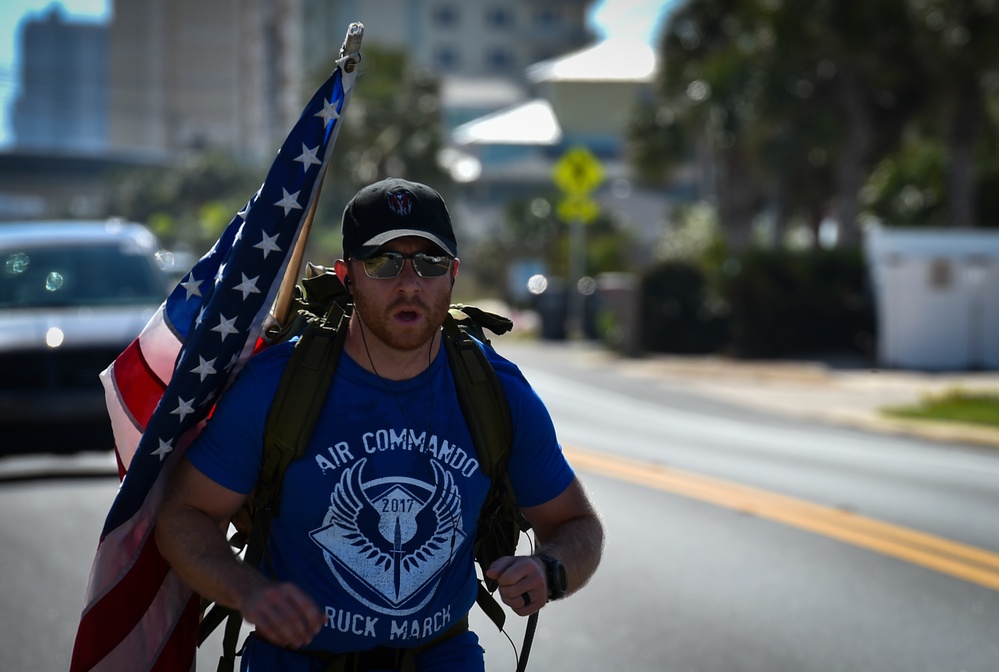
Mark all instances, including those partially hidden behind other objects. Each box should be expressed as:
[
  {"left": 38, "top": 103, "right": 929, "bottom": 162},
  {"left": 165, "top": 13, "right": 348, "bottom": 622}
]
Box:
[
  {"left": 536, "top": 340, "right": 999, "bottom": 450},
  {"left": 4, "top": 340, "right": 998, "bottom": 482}
]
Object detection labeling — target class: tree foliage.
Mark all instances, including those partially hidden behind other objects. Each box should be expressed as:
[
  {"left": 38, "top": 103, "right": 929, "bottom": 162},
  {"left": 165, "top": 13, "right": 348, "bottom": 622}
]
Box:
[
  {"left": 633, "top": 0, "right": 999, "bottom": 250},
  {"left": 104, "top": 152, "right": 258, "bottom": 252}
]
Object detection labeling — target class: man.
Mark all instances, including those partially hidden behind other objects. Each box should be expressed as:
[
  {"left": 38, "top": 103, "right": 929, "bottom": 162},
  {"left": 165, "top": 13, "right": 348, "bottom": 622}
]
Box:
[{"left": 156, "top": 177, "right": 604, "bottom": 671}]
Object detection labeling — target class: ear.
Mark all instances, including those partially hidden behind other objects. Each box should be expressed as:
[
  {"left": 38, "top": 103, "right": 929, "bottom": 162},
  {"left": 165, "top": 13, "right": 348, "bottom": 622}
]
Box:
[
  {"left": 333, "top": 258, "right": 353, "bottom": 295},
  {"left": 334, "top": 259, "right": 350, "bottom": 284}
]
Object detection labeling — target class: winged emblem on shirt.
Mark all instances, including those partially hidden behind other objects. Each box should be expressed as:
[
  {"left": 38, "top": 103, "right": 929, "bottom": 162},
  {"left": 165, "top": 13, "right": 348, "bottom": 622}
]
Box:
[{"left": 309, "top": 457, "right": 466, "bottom": 614}]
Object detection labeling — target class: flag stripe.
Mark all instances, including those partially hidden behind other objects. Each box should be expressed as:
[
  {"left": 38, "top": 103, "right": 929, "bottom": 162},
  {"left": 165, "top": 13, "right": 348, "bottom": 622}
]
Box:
[
  {"left": 113, "top": 342, "right": 165, "bottom": 441},
  {"left": 137, "top": 305, "right": 184, "bottom": 385},
  {"left": 74, "top": 530, "right": 172, "bottom": 668},
  {"left": 93, "top": 576, "right": 199, "bottom": 672},
  {"left": 149, "top": 594, "right": 201, "bottom": 672},
  {"left": 100, "top": 306, "right": 176, "bottom": 472},
  {"left": 100, "top": 360, "right": 145, "bottom": 476}
]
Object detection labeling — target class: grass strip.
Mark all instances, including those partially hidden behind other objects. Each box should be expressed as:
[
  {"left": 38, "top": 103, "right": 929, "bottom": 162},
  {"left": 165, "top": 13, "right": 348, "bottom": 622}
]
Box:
[{"left": 883, "top": 388, "right": 999, "bottom": 429}]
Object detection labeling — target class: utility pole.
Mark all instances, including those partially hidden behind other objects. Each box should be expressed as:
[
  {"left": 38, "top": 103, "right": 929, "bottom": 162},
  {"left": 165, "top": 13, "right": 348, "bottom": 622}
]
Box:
[{"left": 552, "top": 146, "right": 603, "bottom": 339}]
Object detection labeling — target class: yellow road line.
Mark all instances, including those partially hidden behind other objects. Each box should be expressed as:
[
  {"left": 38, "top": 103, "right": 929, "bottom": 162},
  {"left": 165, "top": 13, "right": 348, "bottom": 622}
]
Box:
[{"left": 565, "top": 445, "right": 999, "bottom": 592}]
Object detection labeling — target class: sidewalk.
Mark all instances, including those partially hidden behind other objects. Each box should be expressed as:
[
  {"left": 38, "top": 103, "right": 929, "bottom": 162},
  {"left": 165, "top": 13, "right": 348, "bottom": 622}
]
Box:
[{"left": 581, "top": 346, "right": 999, "bottom": 449}]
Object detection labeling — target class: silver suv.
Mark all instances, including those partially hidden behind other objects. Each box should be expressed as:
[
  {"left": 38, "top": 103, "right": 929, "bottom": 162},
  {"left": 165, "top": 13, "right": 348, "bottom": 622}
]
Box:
[{"left": 0, "top": 220, "right": 169, "bottom": 454}]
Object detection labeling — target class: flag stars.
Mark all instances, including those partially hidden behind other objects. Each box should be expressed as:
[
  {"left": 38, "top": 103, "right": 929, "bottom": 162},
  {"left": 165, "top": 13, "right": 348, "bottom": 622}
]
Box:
[
  {"left": 233, "top": 273, "right": 262, "bottom": 300},
  {"left": 181, "top": 276, "right": 203, "bottom": 300},
  {"left": 151, "top": 438, "right": 174, "bottom": 462},
  {"left": 275, "top": 188, "right": 303, "bottom": 216},
  {"left": 170, "top": 397, "right": 196, "bottom": 422},
  {"left": 254, "top": 232, "right": 282, "bottom": 259},
  {"left": 315, "top": 97, "right": 340, "bottom": 126},
  {"left": 190, "top": 356, "right": 218, "bottom": 382},
  {"left": 294, "top": 143, "right": 322, "bottom": 172},
  {"left": 211, "top": 314, "right": 240, "bottom": 341}
]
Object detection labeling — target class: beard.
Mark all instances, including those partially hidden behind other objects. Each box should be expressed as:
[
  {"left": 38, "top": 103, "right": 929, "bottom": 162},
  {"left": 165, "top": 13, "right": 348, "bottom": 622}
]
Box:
[{"left": 350, "top": 285, "right": 452, "bottom": 353}]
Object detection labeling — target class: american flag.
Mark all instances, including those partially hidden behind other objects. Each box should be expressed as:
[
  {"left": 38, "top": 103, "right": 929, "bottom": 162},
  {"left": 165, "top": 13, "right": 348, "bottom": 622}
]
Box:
[{"left": 69, "top": 27, "right": 362, "bottom": 672}]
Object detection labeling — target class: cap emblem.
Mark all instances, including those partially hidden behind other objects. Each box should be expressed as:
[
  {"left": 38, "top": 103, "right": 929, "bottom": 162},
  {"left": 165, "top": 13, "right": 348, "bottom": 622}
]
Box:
[{"left": 386, "top": 190, "right": 414, "bottom": 216}]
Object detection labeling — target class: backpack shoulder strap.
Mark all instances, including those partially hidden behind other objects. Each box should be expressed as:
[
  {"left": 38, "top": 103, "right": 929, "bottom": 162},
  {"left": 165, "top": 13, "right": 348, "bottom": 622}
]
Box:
[
  {"left": 204, "top": 278, "right": 349, "bottom": 672},
  {"left": 441, "top": 312, "right": 529, "bottom": 632},
  {"left": 441, "top": 311, "right": 512, "bottom": 480},
  {"left": 258, "top": 301, "right": 348, "bottom": 515}
]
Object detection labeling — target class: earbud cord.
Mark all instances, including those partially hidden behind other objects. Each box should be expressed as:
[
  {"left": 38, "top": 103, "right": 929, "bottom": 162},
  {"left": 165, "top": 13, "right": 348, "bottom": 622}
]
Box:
[
  {"left": 356, "top": 317, "right": 462, "bottom": 648},
  {"left": 355, "top": 316, "right": 432, "bottom": 446}
]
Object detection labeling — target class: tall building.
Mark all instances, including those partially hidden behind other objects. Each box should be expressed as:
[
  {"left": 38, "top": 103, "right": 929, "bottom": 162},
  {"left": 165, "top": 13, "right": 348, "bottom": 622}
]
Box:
[
  {"left": 319, "top": 0, "right": 591, "bottom": 80},
  {"left": 107, "top": 0, "right": 303, "bottom": 163},
  {"left": 11, "top": 7, "right": 108, "bottom": 152},
  {"left": 105, "top": 0, "right": 594, "bottom": 163}
]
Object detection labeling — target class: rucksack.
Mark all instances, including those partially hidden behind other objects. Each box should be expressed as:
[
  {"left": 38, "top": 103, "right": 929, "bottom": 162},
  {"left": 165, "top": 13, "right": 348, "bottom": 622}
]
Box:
[{"left": 199, "top": 263, "right": 535, "bottom": 672}]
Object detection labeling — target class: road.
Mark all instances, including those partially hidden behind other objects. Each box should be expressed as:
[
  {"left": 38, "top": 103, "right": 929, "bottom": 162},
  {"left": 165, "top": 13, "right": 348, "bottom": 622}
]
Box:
[
  {"left": 2, "top": 341, "right": 998, "bottom": 671},
  {"left": 0, "top": 475, "right": 115, "bottom": 671},
  {"left": 478, "top": 342, "right": 999, "bottom": 671}
]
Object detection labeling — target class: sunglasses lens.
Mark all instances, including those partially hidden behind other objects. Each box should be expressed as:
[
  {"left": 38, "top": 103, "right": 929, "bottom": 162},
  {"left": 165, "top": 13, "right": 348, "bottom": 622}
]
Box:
[
  {"left": 413, "top": 254, "right": 451, "bottom": 277},
  {"left": 361, "top": 252, "right": 452, "bottom": 279},
  {"left": 363, "top": 253, "right": 404, "bottom": 278}
]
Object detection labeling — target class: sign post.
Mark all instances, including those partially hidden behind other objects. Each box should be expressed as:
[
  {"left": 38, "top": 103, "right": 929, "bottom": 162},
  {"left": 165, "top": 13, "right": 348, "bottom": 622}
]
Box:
[{"left": 552, "top": 146, "right": 603, "bottom": 338}]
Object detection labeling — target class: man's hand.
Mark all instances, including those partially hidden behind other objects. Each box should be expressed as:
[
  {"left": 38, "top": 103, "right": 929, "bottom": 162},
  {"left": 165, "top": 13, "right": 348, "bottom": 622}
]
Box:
[
  {"left": 156, "top": 461, "right": 325, "bottom": 649},
  {"left": 241, "top": 580, "right": 324, "bottom": 649},
  {"left": 485, "top": 555, "right": 547, "bottom": 617}
]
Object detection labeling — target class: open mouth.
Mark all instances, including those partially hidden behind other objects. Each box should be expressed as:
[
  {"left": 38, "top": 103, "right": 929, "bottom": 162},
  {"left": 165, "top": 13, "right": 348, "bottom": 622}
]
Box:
[{"left": 395, "top": 309, "right": 421, "bottom": 323}]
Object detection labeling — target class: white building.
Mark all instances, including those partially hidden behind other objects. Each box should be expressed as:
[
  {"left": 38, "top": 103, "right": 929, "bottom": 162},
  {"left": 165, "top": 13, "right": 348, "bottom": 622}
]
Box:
[
  {"left": 444, "top": 38, "right": 675, "bottom": 262},
  {"left": 866, "top": 227, "right": 999, "bottom": 370}
]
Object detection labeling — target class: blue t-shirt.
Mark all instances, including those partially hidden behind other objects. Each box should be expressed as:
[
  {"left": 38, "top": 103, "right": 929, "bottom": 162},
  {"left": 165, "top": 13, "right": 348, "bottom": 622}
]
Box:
[{"left": 187, "top": 337, "right": 574, "bottom": 667}]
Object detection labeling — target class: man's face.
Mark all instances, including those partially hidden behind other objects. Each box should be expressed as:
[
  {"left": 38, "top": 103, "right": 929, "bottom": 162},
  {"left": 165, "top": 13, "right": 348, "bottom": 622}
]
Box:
[{"left": 347, "top": 236, "right": 458, "bottom": 353}]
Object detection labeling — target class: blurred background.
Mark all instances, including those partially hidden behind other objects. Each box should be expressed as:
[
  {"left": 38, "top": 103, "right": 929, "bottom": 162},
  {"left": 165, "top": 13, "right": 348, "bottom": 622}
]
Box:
[
  {"left": 1, "top": 0, "right": 998, "bottom": 369},
  {"left": 3, "top": 5, "right": 999, "bottom": 671}
]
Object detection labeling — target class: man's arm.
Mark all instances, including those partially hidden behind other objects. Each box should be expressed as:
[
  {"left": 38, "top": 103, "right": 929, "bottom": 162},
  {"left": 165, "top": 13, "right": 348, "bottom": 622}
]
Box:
[
  {"left": 484, "top": 476, "right": 603, "bottom": 616},
  {"left": 155, "top": 458, "right": 324, "bottom": 648}
]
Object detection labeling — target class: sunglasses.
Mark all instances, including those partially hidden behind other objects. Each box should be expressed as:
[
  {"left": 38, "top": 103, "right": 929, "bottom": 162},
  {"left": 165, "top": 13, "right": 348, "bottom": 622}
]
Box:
[{"left": 360, "top": 251, "right": 454, "bottom": 279}]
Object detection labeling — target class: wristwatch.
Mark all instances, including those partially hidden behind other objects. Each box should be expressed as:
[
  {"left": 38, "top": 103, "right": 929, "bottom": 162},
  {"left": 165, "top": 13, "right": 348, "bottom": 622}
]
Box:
[{"left": 537, "top": 554, "right": 568, "bottom": 601}]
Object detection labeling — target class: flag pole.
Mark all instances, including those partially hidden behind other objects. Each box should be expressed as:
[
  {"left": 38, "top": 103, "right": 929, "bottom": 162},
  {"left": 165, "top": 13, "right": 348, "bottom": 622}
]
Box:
[
  {"left": 272, "top": 23, "right": 364, "bottom": 328},
  {"left": 272, "top": 175, "right": 324, "bottom": 325}
]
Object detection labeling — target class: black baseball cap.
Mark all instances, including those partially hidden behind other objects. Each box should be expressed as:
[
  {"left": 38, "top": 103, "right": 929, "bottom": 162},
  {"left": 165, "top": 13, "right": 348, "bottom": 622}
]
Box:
[{"left": 341, "top": 178, "right": 458, "bottom": 260}]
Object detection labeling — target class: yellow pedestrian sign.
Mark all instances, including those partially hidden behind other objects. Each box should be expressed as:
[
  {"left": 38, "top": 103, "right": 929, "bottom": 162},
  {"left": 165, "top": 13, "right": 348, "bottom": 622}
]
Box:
[
  {"left": 553, "top": 146, "right": 604, "bottom": 196},
  {"left": 557, "top": 194, "right": 600, "bottom": 224}
]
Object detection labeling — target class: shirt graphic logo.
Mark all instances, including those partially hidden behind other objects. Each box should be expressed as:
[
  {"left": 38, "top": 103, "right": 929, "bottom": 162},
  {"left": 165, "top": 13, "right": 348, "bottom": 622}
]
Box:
[
  {"left": 386, "top": 190, "right": 414, "bottom": 216},
  {"left": 310, "top": 458, "right": 465, "bottom": 615}
]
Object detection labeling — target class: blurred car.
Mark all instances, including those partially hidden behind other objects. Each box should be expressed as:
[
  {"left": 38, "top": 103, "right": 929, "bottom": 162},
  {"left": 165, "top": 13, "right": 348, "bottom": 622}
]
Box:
[{"left": 0, "top": 220, "right": 169, "bottom": 454}]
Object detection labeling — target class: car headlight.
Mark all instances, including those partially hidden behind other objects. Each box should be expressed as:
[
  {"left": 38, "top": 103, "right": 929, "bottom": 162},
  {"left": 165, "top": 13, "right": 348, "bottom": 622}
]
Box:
[{"left": 45, "top": 326, "right": 64, "bottom": 348}]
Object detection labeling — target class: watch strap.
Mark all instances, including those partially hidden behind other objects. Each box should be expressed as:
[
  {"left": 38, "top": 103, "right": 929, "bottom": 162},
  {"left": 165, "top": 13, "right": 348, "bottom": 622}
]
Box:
[{"left": 537, "top": 553, "right": 568, "bottom": 601}]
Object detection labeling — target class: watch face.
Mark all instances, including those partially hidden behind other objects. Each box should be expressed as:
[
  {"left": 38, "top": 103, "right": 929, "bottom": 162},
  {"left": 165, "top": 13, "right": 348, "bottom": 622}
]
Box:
[{"left": 541, "top": 554, "right": 568, "bottom": 599}]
